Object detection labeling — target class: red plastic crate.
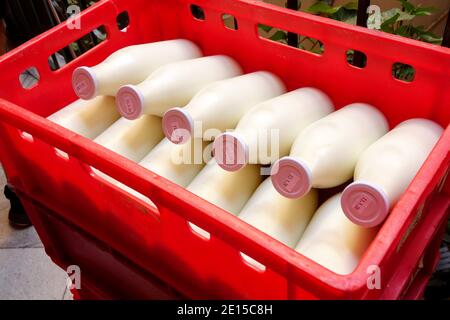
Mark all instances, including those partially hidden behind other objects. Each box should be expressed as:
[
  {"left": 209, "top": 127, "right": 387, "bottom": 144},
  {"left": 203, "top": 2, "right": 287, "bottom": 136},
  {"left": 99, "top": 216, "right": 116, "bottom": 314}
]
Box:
[{"left": 0, "top": 0, "right": 449, "bottom": 299}]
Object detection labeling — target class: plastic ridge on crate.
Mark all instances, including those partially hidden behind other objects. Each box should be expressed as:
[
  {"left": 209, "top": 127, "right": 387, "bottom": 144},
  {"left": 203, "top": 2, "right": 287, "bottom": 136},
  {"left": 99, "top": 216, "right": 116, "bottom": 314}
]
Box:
[{"left": 0, "top": 0, "right": 449, "bottom": 299}]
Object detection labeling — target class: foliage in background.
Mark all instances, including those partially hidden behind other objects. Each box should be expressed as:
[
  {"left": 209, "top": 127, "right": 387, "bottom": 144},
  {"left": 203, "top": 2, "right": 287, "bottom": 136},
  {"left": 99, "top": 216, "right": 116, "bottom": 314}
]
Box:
[
  {"left": 367, "top": 0, "right": 442, "bottom": 44},
  {"left": 259, "top": 0, "right": 443, "bottom": 45},
  {"left": 366, "top": 0, "right": 442, "bottom": 81},
  {"left": 307, "top": 1, "right": 358, "bottom": 24},
  {"left": 308, "top": 0, "right": 442, "bottom": 44},
  {"left": 258, "top": 0, "right": 443, "bottom": 81}
]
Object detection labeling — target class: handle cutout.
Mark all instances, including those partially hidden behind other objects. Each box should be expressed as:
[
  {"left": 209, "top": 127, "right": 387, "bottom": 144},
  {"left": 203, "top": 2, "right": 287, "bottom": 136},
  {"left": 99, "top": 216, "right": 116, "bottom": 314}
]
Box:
[
  {"left": 116, "top": 11, "right": 130, "bottom": 32},
  {"left": 190, "top": 4, "right": 205, "bottom": 21},
  {"left": 240, "top": 252, "right": 266, "bottom": 272},
  {"left": 222, "top": 14, "right": 238, "bottom": 30},
  {"left": 19, "top": 130, "right": 34, "bottom": 143},
  {"left": 48, "top": 25, "right": 107, "bottom": 71},
  {"left": 188, "top": 221, "right": 211, "bottom": 240},
  {"left": 257, "top": 23, "right": 324, "bottom": 55},
  {"left": 346, "top": 49, "right": 367, "bottom": 68},
  {"left": 393, "top": 62, "right": 415, "bottom": 82},
  {"left": 19, "top": 67, "right": 40, "bottom": 89},
  {"left": 89, "top": 166, "right": 157, "bottom": 210}
]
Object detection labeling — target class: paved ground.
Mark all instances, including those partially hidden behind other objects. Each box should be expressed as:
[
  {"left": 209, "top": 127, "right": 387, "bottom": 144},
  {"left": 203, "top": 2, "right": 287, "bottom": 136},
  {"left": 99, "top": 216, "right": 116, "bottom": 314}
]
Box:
[{"left": 0, "top": 166, "right": 73, "bottom": 300}]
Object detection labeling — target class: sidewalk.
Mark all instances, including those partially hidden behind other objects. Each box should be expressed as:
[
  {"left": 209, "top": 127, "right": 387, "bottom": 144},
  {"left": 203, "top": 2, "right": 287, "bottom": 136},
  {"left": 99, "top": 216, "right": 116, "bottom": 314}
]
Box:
[{"left": 0, "top": 166, "right": 72, "bottom": 300}]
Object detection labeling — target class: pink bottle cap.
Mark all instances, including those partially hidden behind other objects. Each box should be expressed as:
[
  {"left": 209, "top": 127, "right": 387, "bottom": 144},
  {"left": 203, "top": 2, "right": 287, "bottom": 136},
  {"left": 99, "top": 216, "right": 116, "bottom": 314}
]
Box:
[
  {"left": 72, "top": 66, "right": 98, "bottom": 100},
  {"left": 116, "top": 85, "right": 144, "bottom": 120},
  {"left": 213, "top": 132, "right": 249, "bottom": 172},
  {"left": 162, "top": 107, "right": 193, "bottom": 144},
  {"left": 270, "top": 157, "right": 312, "bottom": 199},
  {"left": 341, "top": 181, "right": 390, "bottom": 228}
]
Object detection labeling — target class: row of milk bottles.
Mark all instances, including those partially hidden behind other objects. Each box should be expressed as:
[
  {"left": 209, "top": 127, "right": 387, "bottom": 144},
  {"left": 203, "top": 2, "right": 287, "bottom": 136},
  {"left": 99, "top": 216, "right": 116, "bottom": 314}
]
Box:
[{"left": 48, "top": 39, "right": 443, "bottom": 275}]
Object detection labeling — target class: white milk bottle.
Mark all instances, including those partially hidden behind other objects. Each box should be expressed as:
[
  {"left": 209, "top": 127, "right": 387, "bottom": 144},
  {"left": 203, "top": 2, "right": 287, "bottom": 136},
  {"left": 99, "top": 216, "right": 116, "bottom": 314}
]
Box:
[
  {"left": 271, "top": 103, "right": 388, "bottom": 198},
  {"left": 162, "top": 71, "right": 286, "bottom": 144},
  {"left": 213, "top": 88, "right": 334, "bottom": 171},
  {"left": 238, "top": 178, "right": 318, "bottom": 248},
  {"left": 139, "top": 138, "right": 210, "bottom": 187},
  {"left": 47, "top": 96, "right": 119, "bottom": 139},
  {"left": 295, "top": 193, "right": 378, "bottom": 275},
  {"left": 116, "top": 55, "right": 242, "bottom": 120},
  {"left": 110, "top": 138, "right": 210, "bottom": 206},
  {"left": 91, "top": 115, "right": 163, "bottom": 202},
  {"left": 341, "top": 118, "right": 443, "bottom": 227},
  {"left": 186, "top": 160, "right": 263, "bottom": 215},
  {"left": 94, "top": 116, "right": 164, "bottom": 162},
  {"left": 72, "top": 39, "right": 202, "bottom": 99}
]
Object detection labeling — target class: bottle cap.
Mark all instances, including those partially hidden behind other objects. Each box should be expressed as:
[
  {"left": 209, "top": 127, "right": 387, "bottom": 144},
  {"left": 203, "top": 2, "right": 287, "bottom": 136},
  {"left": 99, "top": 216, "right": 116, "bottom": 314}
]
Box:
[
  {"left": 72, "top": 66, "right": 98, "bottom": 100},
  {"left": 341, "top": 181, "right": 390, "bottom": 228},
  {"left": 270, "top": 157, "right": 312, "bottom": 199},
  {"left": 116, "top": 85, "right": 144, "bottom": 120},
  {"left": 162, "top": 107, "right": 193, "bottom": 144},
  {"left": 213, "top": 132, "right": 249, "bottom": 171}
]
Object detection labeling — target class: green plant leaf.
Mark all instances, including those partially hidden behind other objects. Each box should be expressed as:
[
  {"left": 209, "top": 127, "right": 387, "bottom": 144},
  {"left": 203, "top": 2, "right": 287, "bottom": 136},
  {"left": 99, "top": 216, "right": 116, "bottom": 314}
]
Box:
[
  {"left": 70, "top": 42, "right": 80, "bottom": 52},
  {"left": 399, "top": 0, "right": 415, "bottom": 13},
  {"left": 419, "top": 34, "right": 443, "bottom": 44},
  {"left": 307, "top": 1, "right": 357, "bottom": 24},
  {"left": 369, "top": 8, "right": 415, "bottom": 30},
  {"left": 393, "top": 63, "right": 415, "bottom": 82},
  {"left": 383, "top": 8, "right": 415, "bottom": 22},
  {"left": 380, "top": 12, "right": 400, "bottom": 33},
  {"left": 269, "top": 30, "right": 287, "bottom": 41},
  {"left": 414, "top": 6, "right": 436, "bottom": 16},
  {"left": 258, "top": 24, "right": 273, "bottom": 33},
  {"left": 331, "top": 8, "right": 357, "bottom": 23},
  {"left": 308, "top": 2, "right": 342, "bottom": 15},
  {"left": 346, "top": 50, "right": 354, "bottom": 63},
  {"left": 407, "top": 25, "right": 443, "bottom": 44},
  {"left": 395, "top": 25, "right": 410, "bottom": 37},
  {"left": 311, "top": 45, "right": 324, "bottom": 55},
  {"left": 417, "top": 31, "right": 443, "bottom": 44}
]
